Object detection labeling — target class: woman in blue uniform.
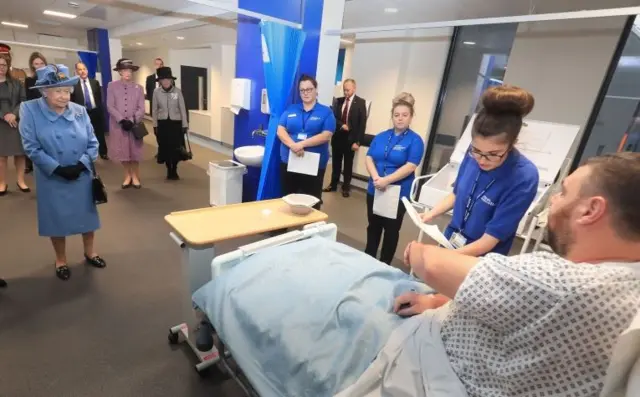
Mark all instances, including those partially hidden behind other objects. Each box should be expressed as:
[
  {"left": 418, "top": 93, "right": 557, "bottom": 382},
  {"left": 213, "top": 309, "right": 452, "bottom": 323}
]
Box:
[
  {"left": 277, "top": 75, "right": 336, "bottom": 209},
  {"left": 365, "top": 93, "right": 425, "bottom": 264},
  {"left": 20, "top": 64, "right": 107, "bottom": 281},
  {"left": 421, "top": 85, "right": 539, "bottom": 256}
]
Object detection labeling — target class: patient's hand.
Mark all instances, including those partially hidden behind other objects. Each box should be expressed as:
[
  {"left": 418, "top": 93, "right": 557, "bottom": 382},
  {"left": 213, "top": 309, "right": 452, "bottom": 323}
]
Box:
[{"left": 393, "top": 292, "right": 450, "bottom": 317}]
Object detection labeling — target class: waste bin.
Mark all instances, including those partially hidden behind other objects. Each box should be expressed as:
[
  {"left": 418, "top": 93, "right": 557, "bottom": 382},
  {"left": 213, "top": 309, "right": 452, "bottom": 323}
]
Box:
[{"left": 208, "top": 160, "right": 247, "bottom": 206}]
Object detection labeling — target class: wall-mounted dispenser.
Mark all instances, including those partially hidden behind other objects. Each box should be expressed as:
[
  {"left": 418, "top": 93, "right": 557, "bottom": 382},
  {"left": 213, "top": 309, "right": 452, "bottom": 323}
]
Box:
[
  {"left": 230, "top": 78, "right": 252, "bottom": 115},
  {"left": 260, "top": 88, "right": 270, "bottom": 114}
]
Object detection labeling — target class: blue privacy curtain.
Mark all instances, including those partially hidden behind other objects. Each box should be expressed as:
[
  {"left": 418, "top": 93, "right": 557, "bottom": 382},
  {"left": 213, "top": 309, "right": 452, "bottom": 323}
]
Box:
[
  {"left": 256, "top": 21, "right": 306, "bottom": 200},
  {"left": 77, "top": 51, "right": 98, "bottom": 79}
]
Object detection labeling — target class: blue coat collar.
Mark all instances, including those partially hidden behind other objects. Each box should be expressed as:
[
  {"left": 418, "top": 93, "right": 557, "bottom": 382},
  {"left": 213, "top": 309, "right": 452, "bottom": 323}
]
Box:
[{"left": 36, "top": 98, "right": 81, "bottom": 122}]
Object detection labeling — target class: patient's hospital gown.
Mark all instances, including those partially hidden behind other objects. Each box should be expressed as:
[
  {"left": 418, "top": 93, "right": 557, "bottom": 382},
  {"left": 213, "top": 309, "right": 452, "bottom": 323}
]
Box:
[{"left": 440, "top": 252, "right": 640, "bottom": 397}]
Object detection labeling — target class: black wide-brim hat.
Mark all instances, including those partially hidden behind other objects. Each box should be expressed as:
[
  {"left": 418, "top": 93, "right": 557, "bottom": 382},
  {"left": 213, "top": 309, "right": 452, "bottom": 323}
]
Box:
[
  {"left": 156, "top": 66, "right": 176, "bottom": 81},
  {"left": 113, "top": 58, "right": 139, "bottom": 71}
]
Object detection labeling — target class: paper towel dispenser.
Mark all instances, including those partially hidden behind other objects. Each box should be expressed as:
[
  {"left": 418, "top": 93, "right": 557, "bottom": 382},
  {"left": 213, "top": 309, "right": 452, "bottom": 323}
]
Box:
[{"left": 231, "top": 78, "right": 251, "bottom": 114}]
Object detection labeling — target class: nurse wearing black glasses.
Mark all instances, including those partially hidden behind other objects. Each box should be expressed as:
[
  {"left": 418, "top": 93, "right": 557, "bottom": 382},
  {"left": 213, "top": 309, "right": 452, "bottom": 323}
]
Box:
[
  {"left": 422, "top": 85, "right": 539, "bottom": 256},
  {"left": 365, "top": 93, "right": 425, "bottom": 264}
]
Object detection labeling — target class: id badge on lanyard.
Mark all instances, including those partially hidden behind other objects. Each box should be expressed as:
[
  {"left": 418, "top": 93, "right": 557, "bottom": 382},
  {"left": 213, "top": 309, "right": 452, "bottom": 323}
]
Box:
[
  {"left": 297, "top": 111, "right": 312, "bottom": 141},
  {"left": 449, "top": 172, "right": 495, "bottom": 248}
]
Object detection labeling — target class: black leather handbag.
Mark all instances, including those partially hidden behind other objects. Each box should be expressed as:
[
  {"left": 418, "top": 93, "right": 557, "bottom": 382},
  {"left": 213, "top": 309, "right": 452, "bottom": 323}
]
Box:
[
  {"left": 131, "top": 122, "right": 149, "bottom": 140},
  {"left": 90, "top": 162, "right": 107, "bottom": 205},
  {"left": 178, "top": 131, "right": 193, "bottom": 161}
]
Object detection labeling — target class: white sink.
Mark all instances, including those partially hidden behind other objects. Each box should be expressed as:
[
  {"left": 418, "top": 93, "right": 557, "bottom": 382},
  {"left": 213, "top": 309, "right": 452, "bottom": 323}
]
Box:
[{"left": 234, "top": 145, "right": 264, "bottom": 167}]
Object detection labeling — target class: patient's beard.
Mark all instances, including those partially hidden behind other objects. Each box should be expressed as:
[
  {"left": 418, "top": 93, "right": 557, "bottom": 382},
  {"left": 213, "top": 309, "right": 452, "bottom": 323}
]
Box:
[{"left": 547, "top": 211, "right": 573, "bottom": 257}]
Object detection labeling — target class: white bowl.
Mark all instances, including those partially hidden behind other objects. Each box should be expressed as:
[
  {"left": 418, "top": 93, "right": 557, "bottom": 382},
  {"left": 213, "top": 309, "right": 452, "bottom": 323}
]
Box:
[
  {"left": 234, "top": 145, "right": 265, "bottom": 167},
  {"left": 282, "top": 194, "right": 320, "bottom": 215}
]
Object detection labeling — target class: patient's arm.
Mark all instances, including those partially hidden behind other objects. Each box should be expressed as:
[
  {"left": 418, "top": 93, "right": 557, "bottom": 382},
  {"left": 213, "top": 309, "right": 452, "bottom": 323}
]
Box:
[{"left": 405, "top": 242, "right": 480, "bottom": 299}]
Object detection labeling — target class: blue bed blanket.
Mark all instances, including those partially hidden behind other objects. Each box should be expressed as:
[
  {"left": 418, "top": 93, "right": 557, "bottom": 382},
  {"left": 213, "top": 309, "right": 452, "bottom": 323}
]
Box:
[{"left": 192, "top": 237, "right": 432, "bottom": 397}]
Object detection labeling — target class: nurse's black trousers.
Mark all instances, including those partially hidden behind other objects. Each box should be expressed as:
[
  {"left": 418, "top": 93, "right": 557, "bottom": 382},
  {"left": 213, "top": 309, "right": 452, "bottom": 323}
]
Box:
[{"left": 365, "top": 194, "right": 407, "bottom": 265}]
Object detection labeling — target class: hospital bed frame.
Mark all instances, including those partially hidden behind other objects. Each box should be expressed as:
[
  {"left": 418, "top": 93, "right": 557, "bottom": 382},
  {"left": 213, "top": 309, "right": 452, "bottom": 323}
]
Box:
[{"left": 171, "top": 221, "right": 338, "bottom": 395}]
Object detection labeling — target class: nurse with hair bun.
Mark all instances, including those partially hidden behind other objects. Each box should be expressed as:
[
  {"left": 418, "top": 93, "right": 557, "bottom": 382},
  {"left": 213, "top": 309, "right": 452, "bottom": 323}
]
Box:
[{"left": 422, "top": 85, "right": 539, "bottom": 256}]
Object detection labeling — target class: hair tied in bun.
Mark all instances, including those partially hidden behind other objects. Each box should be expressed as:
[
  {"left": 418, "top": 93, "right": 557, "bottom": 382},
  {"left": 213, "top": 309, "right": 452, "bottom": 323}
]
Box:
[
  {"left": 481, "top": 85, "right": 534, "bottom": 118},
  {"left": 393, "top": 92, "right": 415, "bottom": 106}
]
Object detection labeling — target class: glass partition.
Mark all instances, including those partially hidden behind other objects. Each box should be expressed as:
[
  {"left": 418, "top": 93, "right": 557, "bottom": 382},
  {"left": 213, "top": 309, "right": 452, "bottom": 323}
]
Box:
[{"left": 577, "top": 17, "right": 640, "bottom": 162}]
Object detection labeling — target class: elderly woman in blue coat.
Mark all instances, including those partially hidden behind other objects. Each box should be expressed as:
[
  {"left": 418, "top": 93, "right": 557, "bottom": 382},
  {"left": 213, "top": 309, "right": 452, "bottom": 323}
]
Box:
[{"left": 19, "top": 64, "right": 106, "bottom": 281}]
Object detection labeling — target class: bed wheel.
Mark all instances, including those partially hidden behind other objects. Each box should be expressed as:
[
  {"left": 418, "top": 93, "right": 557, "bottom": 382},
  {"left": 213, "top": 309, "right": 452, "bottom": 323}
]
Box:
[
  {"left": 168, "top": 330, "right": 180, "bottom": 345},
  {"left": 196, "top": 366, "right": 210, "bottom": 377}
]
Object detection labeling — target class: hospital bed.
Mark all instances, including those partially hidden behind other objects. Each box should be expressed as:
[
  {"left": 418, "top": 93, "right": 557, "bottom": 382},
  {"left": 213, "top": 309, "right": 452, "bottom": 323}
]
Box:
[
  {"left": 186, "top": 220, "right": 640, "bottom": 397},
  {"left": 410, "top": 115, "right": 579, "bottom": 248},
  {"left": 164, "top": 199, "right": 328, "bottom": 375}
]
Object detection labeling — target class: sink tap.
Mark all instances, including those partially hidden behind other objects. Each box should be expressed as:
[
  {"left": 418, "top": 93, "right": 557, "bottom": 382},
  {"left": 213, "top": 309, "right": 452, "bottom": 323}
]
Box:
[{"left": 251, "top": 124, "right": 268, "bottom": 138}]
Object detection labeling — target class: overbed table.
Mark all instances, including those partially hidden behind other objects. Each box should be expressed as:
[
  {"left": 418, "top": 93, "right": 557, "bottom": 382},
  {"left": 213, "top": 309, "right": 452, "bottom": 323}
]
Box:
[{"left": 165, "top": 199, "right": 328, "bottom": 373}]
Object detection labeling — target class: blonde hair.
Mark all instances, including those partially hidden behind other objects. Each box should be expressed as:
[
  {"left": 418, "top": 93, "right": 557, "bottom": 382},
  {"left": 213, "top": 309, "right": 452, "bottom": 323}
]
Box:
[{"left": 391, "top": 92, "right": 415, "bottom": 116}]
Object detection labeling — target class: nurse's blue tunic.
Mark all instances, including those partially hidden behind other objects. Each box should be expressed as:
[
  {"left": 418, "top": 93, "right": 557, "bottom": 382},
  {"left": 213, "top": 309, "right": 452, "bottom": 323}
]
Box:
[
  {"left": 445, "top": 149, "right": 539, "bottom": 255},
  {"left": 20, "top": 98, "right": 100, "bottom": 237}
]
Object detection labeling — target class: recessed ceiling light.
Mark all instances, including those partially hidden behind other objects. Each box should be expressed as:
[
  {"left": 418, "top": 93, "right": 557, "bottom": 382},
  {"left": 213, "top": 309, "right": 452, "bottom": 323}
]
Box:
[
  {"left": 176, "top": 36, "right": 185, "bottom": 40},
  {"left": 68, "top": 1, "right": 80, "bottom": 8},
  {"left": 384, "top": 7, "right": 398, "bottom": 13},
  {"left": 43, "top": 10, "right": 77, "bottom": 19},
  {"left": 1, "top": 21, "right": 29, "bottom": 29},
  {"left": 136, "top": 42, "right": 143, "bottom": 46},
  {"left": 463, "top": 41, "right": 476, "bottom": 45}
]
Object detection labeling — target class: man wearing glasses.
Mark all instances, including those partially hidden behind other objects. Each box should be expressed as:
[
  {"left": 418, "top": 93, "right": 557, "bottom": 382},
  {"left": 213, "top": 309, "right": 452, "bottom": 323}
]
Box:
[{"left": 421, "top": 85, "right": 539, "bottom": 256}]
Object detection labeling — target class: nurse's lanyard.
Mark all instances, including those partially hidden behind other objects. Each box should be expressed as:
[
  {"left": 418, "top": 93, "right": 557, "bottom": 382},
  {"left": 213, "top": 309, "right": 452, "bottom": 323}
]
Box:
[
  {"left": 382, "top": 130, "right": 408, "bottom": 176},
  {"left": 301, "top": 110, "right": 314, "bottom": 134},
  {"left": 460, "top": 171, "right": 495, "bottom": 233}
]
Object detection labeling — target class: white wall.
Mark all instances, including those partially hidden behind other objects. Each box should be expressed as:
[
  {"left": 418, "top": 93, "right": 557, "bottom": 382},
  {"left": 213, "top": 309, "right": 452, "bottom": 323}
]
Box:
[
  {"left": 0, "top": 28, "right": 88, "bottom": 71},
  {"left": 346, "top": 28, "right": 452, "bottom": 176},
  {"left": 109, "top": 39, "right": 122, "bottom": 82},
  {"left": 504, "top": 17, "right": 627, "bottom": 158},
  {"left": 122, "top": 47, "right": 170, "bottom": 88}
]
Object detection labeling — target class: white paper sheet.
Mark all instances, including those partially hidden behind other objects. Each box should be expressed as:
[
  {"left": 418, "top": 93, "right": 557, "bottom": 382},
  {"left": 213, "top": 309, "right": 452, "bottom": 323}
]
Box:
[
  {"left": 401, "top": 198, "right": 454, "bottom": 249},
  {"left": 287, "top": 151, "right": 320, "bottom": 176},
  {"left": 373, "top": 185, "right": 401, "bottom": 219}
]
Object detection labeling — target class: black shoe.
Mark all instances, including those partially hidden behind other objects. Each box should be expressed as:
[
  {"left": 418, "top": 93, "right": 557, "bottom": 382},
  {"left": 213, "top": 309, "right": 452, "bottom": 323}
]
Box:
[
  {"left": 323, "top": 186, "right": 337, "bottom": 193},
  {"left": 25, "top": 167, "right": 33, "bottom": 174},
  {"left": 100, "top": 154, "right": 109, "bottom": 160},
  {"left": 0, "top": 186, "right": 7, "bottom": 196},
  {"left": 0, "top": 278, "right": 7, "bottom": 288},
  {"left": 342, "top": 190, "right": 350, "bottom": 198},
  {"left": 16, "top": 183, "right": 31, "bottom": 193},
  {"left": 85, "top": 255, "right": 106, "bottom": 268},
  {"left": 55, "top": 265, "right": 71, "bottom": 281},
  {"left": 132, "top": 183, "right": 142, "bottom": 189}
]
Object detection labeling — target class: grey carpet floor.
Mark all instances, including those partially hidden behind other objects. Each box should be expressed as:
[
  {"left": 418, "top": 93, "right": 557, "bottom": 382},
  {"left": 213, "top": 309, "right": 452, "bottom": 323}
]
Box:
[{"left": 0, "top": 146, "right": 250, "bottom": 397}]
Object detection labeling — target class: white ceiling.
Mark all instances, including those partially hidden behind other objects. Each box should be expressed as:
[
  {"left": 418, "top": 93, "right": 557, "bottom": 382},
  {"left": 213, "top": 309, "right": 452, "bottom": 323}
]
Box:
[
  {"left": 342, "top": 0, "right": 640, "bottom": 29},
  {"left": 121, "top": 22, "right": 237, "bottom": 49}
]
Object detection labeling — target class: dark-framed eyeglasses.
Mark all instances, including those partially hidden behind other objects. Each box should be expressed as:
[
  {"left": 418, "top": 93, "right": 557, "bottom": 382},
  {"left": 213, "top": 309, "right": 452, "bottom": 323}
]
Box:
[
  {"left": 299, "top": 88, "right": 314, "bottom": 94},
  {"left": 468, "top": 146, "right": 509, "bottom": 162}
]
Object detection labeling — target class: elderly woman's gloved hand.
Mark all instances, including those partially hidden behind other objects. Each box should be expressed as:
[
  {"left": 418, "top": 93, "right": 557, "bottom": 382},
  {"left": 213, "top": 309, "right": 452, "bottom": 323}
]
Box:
[
  {"left": 53, "top": 162, "right": 86, "bottom": 181},
  {"left": 119, "top": 119, "right": 134, "bottom": 131}
]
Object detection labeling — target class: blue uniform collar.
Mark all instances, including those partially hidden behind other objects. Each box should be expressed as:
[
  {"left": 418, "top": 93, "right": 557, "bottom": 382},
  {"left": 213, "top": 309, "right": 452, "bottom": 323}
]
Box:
[
  {"left": 298, "top": 102, "right": 318, "bottom": 113},
  {"left": 37, "top": 97, "right": 81, "bottom": 122}
]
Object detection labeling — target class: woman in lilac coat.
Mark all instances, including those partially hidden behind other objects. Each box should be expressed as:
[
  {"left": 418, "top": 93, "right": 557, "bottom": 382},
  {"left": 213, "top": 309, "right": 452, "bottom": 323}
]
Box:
[{"left": 107, "top": 58, "right": 145, "bottom": 189}]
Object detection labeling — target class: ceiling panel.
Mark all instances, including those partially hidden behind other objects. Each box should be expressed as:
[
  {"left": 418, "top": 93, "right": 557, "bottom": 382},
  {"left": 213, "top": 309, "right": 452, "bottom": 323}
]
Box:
[{"left": 342, "top": 0, "right": 640, "bottom": 29}]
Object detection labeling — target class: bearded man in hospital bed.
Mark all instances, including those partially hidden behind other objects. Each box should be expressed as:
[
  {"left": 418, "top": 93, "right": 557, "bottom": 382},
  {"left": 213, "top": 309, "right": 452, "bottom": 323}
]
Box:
[{"left": 194, "top": 152, "right": 640, "bottom": 397}]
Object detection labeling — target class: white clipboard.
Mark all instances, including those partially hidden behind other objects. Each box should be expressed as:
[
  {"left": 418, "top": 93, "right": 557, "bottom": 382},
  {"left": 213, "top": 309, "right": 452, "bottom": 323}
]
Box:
[
  {"left": 401, "top": 197, "right": 454, "bottom": 249},
  {"left": 287, "top": 151, "right": 320, "bottom": 176}
]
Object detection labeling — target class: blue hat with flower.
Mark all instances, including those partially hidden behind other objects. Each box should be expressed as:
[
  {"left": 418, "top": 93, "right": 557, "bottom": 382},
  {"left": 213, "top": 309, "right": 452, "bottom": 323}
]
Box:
[{"left": 30, "top": 64, "right": 79, "bottom": 90}]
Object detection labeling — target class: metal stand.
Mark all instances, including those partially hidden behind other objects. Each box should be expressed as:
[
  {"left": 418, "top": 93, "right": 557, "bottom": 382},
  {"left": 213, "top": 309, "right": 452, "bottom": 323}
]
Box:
[{"left": 168, "top": 323, "right": 221, "bottom": 374}]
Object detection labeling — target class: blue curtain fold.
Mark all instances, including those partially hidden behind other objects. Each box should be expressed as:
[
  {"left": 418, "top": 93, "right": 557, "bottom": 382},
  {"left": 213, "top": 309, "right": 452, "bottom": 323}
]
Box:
[
  {"left": 77, "top": 51, "right": 98, "bottom": 79},
  {"left": 257, "top": 21, "right": 306, "bottom": 200}
]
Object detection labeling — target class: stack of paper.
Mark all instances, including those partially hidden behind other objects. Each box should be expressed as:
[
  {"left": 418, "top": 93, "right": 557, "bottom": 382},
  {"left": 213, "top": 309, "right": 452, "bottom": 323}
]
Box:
[{"left": 401, "top": 197, "right": 453, "bottom": 249}]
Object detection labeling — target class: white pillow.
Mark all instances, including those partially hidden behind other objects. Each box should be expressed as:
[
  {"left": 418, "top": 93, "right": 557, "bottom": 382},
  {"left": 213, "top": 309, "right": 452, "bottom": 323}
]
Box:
[{"left": 600, "top": 311, "right": 640, "bottom": 397}]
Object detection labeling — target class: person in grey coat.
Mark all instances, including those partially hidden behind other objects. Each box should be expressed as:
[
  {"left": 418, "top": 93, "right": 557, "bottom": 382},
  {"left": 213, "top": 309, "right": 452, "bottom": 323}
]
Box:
[{"left": 152, "top": 66, "right": 188, "bottom": 180}]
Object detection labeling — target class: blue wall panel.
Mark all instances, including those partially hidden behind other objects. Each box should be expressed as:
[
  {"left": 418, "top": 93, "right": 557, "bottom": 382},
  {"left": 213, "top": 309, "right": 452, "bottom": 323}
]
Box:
[{"left": 234, "top": 0, "right": 324, "bottom": 202}]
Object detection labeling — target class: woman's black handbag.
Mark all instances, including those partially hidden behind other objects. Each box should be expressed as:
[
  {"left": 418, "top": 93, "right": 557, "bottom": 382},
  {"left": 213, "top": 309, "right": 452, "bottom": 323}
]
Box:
[
  {"left": 178, "top": 131, "right": 193, "bottom": 161},
  {"left": 90, "top": 163, "right": 107, "bottom": 205},
  {"left": 131, "top": 122, "right": 149, "bottom": 140}
]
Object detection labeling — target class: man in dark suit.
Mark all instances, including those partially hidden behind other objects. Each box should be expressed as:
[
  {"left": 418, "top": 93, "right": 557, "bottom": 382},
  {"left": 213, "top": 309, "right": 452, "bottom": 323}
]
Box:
[
  {"left": 146, "top": 57, "right": 164, "bottom": 157},
  {"left": 71, "top": 62, "right": 108, "bottom": 159},
  {"left": 324, "top": 79, "right": 367, "bottom": 198}
]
